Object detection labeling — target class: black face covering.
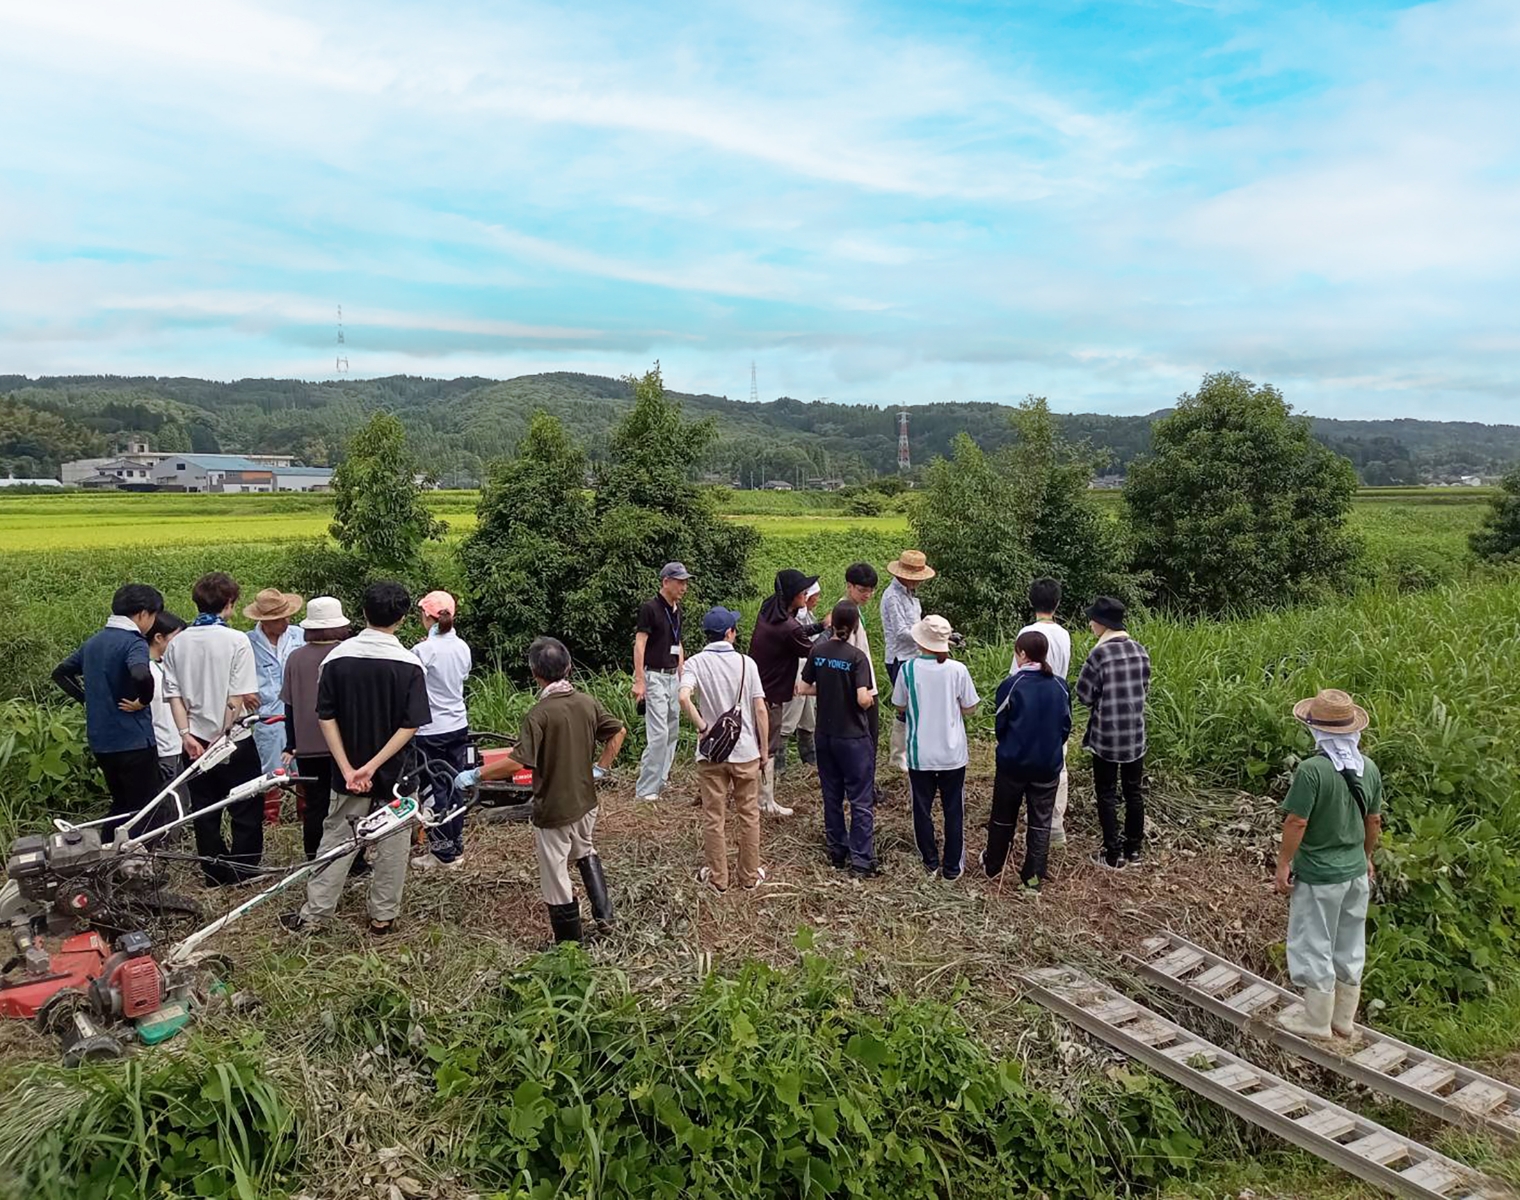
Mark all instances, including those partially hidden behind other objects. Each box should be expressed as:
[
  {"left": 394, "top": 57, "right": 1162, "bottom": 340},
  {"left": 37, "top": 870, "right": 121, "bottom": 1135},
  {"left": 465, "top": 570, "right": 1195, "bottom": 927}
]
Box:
[{"left": 759, "top": 568, "right": 818, "bottom": 623}]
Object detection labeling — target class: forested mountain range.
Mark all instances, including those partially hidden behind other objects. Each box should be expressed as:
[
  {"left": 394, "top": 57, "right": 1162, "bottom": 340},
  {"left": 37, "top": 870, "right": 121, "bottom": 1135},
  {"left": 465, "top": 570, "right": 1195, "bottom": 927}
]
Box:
[{"left": 2, "top": 371, "right": 1517, "bottom": 485}]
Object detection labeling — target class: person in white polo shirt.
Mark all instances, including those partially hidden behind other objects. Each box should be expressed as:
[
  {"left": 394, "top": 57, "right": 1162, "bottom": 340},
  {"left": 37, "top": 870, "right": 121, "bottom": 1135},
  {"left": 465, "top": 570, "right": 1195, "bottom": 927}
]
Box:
[
  {"left": 162, "top": 572, "right": 262, "bottom": 886},
  {"left": 412, "top": 590, "right": 473, "bottom": 870},
  {"left": 891, "top": 615, "right": 980, "bottom": 881},
  {"left": 1013, "top": 578, "right": 1073, "bottom": 848}
]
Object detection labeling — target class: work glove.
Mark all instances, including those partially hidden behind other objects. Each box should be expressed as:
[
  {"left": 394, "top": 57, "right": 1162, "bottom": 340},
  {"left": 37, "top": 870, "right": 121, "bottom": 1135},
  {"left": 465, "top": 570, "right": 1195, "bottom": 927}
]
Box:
[
  {"left": 454, "top": 767, "right": 482, "bottom": 790},
  {"left": 593, "top": 765, "right": 608, "bottom": 781}
]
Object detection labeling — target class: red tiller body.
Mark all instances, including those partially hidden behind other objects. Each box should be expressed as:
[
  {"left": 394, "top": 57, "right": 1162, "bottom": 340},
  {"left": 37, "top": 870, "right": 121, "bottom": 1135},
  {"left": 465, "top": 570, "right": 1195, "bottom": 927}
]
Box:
[{"left": 0, "top": 932, "right": 109, "bottom": 1020}]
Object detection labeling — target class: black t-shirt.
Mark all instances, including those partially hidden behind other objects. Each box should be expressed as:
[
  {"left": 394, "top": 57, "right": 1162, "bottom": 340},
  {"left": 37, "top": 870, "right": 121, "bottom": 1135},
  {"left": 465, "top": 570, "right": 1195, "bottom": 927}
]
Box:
[
  {"left": 636, "top": 596, "right": 683, "bottom": 671},
  {"left": 801, "top": 637, "right": 872, "bottom": 739},
  {"left": 316, "top": 633, "right": 432, "bottom": 801}
]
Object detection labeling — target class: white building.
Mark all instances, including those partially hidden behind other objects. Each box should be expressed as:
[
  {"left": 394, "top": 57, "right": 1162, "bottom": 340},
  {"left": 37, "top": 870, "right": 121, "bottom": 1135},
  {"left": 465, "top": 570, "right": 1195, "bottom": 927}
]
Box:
[
  {"left": 77, "top": 458, "right": 159, "bottom": 488},
  {"left": 0, "top": 475, "right": 64, "bottom": 488},
  {"left": 60, "top": 446, "right": 295, "bottom": 485},
  {"left": 272, "top": 466, "right": 334, "bottom": 492}
]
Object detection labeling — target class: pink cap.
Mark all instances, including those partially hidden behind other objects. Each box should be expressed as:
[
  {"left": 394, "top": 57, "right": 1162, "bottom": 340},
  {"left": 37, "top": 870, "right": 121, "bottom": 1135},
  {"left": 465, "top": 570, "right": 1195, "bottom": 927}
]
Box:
[{"left": 418, "top": 590, "right": 456, "bottom": 619}]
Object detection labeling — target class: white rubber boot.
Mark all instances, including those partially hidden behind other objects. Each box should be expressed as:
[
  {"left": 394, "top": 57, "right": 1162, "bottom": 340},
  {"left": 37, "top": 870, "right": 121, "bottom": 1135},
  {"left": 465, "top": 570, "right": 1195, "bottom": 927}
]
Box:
[
  {"left": 889, "top": 718, "right": 908, "bottom": 772},
  {"left": 1332, "top": 983, "right": 1361, "bottom": 1038},
  {"left": 1278, "top": 987, "right": 1334, "bottom": 1039}
]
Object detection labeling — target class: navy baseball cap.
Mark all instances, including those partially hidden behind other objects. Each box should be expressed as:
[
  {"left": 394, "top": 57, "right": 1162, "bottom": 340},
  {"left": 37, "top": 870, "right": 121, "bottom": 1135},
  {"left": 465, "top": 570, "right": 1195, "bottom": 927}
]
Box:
[
  {"left": 661, "top": 562, "right": 693, "bottom": 581},
  {"left": 701, "top": 606, "right": 742, "bottom": 634}
]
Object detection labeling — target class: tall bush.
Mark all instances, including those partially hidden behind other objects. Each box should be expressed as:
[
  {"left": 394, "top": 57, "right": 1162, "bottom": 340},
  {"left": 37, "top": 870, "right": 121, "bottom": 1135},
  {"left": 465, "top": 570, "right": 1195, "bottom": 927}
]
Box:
[
  {"left": 909, "top": 398, "right": 1132, "bottom": 640},
  {"left": 461, "top": 368, "right": 758, "bottom": 674},
  {"left": 1124, "top": 372, "right": 1359, "bottom": 615},
  {"left": 329, "top": 412, "right": 446, "bottom": 573},
  {"left": 1469, "top": 467, "right": 1520, "bottom": 563}
]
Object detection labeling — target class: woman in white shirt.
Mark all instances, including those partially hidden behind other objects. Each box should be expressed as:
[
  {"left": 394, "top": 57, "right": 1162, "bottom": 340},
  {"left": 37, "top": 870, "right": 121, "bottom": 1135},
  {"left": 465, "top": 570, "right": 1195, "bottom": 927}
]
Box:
[
  {"left": 144, "top": 610, "right": 186, "bottom": 828},
  {"left": 413, "top": 591, "right": 473, "bottom": 869},
  {"left": 890, "top": 615, "right": 980, "bottom": 881}
]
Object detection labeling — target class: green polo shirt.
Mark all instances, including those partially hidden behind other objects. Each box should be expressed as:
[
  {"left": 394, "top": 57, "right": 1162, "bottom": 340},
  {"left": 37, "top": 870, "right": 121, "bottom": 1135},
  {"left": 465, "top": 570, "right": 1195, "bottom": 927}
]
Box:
[{"left": 1279, "top": 755, "right": 1383, "bottom": 885}]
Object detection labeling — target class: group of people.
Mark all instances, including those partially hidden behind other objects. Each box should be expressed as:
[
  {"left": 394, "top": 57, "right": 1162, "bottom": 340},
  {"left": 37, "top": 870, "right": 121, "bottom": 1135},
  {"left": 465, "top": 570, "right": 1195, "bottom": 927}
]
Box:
[
  {"left": 56, "top": 575, "right": 476, "bottom": 936},
  {"left": 55, "top": 551, "right": 1383, "bottom": 1037},
  {"left": 624, "top": 550, "right": 1155, "bottom": 893}
]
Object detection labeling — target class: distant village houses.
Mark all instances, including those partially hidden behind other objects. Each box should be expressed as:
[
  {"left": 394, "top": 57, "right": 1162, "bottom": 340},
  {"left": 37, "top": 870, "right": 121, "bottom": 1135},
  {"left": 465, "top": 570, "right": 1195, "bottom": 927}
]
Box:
[{"left": 59, "top": 440, "right": 333, "bottom": 493}]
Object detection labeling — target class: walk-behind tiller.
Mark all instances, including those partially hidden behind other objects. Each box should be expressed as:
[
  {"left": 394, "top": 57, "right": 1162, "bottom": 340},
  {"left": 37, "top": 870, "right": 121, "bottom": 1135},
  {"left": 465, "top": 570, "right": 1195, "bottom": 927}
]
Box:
[{"left": 0, "top": 726, "right": 480, "bottom": 1065}]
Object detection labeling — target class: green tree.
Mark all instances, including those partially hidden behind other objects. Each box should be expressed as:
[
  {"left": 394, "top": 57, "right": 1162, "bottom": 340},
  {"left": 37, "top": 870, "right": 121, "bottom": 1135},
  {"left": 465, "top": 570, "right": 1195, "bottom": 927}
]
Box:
[
  {"left": 1469, "top": 467, "right": 1520, "bottom": 563},
  {"left": 461, "top": 368, "right": 759, "bottom": 675},
  {"left": 909, "top": 398, "right": 1133, "bottom": 641},
  {"left": 460, "top": 413, "right": 593, "bottom": 668},
  {"left": 1124, "top": 372, "right": 1359, "bottom": 615},
  {"left": 570, "top": 366, "right": 758, "bottom": 670},
  {"left": 329, "top": 412, "right": 446, "bottom": 572}
]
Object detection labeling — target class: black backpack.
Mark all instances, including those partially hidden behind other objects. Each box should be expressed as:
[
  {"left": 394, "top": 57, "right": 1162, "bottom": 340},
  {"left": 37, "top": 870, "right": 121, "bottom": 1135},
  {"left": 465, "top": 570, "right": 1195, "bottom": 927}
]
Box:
[{"left": 698, "top": 656, "right": 750, "bottom": 764}]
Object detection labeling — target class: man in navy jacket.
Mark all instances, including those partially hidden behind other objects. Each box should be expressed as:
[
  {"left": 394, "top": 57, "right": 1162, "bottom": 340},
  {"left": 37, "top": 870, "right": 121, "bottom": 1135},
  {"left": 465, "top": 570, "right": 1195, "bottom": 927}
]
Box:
[{"left": 53, "top": 583, "right": 164, "bottom": 833}]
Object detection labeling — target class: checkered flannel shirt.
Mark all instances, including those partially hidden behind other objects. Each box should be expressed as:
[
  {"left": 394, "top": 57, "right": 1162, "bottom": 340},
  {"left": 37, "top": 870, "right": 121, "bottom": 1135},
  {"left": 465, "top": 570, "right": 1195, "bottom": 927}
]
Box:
[{"left": 1075, "top": 635, "right": 1151, "bottom": 763}]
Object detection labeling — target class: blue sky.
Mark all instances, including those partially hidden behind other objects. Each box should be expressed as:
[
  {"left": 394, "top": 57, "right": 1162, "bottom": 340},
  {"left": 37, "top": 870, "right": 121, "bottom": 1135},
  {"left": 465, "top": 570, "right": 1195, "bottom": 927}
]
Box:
[{"left": 1, "top": 0, "right": 1516, "bottom": 419}]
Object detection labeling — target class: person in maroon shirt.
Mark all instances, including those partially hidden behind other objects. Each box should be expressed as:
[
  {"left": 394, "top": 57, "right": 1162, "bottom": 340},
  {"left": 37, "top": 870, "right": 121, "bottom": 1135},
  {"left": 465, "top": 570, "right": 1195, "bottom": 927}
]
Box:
[{"left": 748, "top": 568, "right": 825, "bottom": 818}]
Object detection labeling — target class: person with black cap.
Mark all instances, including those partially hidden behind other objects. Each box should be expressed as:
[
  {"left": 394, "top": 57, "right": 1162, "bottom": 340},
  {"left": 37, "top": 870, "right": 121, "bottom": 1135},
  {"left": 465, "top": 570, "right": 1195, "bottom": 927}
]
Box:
[
  {"left": 1075, "top": 596, "right": 1151, "bottom": 870},
  {"left": 632, "top": 562, "right": 691, "bottom": 803},
  {"left": 749, "top": 569, "right": 827, "bottom": 818}
]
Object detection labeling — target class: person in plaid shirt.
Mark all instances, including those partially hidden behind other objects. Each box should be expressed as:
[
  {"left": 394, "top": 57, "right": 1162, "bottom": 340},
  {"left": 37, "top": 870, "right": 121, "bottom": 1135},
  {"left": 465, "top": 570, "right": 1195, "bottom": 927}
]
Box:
[{"left": 1075, "top": 596, "right": 1151, "bottom": 869}]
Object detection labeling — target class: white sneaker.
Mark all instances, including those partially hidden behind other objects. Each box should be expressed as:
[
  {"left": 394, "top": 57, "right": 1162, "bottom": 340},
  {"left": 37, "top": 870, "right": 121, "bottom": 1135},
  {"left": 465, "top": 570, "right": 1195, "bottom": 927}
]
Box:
[
  {"left": 636, "top": 794, "right": 661, "bottom": 803},
  {"left": 743, "top": 866, "right": 769, "bottom": 891},
  {"left": 411, "top": 852, "right": 463, "bottom": 872},
  {"left": 760, "top": 799, "right": 794, "bottom": 818},
  {"left": 694, "top": 866, "right": 727, "bottom": 894}
]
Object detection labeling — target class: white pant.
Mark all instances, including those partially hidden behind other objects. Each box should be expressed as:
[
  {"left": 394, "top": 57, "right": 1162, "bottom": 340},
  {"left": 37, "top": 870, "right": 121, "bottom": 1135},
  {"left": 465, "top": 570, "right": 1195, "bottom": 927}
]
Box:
[
  {"left": 300, "top": 792, "right": 410, "bottom": 923},
  {"left": 535, "top": 809, "right": 597, "bottom": 905},
  {"left": 1050, "top": 744, "right": 1069, "bottom": 839},
  {"left": 781, "top": 694, "right": 816, "bottom": 737},
  {"left": 1286, "top": 874, "right": 1370, "bottom": 993},
  {"left": 635, "top": 672, "right": 680, "bottom": 798}
]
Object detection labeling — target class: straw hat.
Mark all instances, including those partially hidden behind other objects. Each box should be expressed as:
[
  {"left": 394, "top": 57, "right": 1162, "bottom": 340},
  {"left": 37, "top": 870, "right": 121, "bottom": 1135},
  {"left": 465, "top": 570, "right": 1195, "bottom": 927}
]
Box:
[
  {"left": 1293, "top": 688, "right": 1369, "bottom": 734},
  {"left": 887, "top": 549, "right": 936, "bottom": 582},
  {"left": 911, "top": 614, "right": 954, "bottom": 654},
  {"left": 301, "top": 596, "right": 350, "bottom": 630},
  {"left": 243, "top": 588, "right": 303, "bottom": 621}
]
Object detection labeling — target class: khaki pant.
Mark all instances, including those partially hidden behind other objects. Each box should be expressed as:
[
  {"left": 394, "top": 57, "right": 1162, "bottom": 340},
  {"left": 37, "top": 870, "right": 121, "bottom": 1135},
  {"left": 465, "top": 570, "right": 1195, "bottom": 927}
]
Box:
[
  {"left": 781, "top": 693, "right": 816, "bottom": 737},
  {"left": 535, "top": 809, "right": 598, "bottom": 905},
  {"left": 698, "top": 758, "right": 762, "bottom": 890},
  {"left": 300, "top": 791, "right": 410, "bottom": 924},
  {"left": 1051, "top": 743, "right": 1069, "bottom": 840}
]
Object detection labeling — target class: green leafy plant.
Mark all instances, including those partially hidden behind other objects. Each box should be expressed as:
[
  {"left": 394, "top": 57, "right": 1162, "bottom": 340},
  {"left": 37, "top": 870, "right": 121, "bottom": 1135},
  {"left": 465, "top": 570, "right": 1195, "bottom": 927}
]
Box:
[
  {"left": 0, "top": 699, "right": 102, "bottom": 840},
  {"left": 329, "top": 411, "right": 447, "bottom": 573},
  {"left": 1124, "top": 372, "right": 1361, "bottom": 616},
  {"left": 0, "top": 1045, "right": 298, "bottom": 1200},
  {"left": 422, "top": 947, "right": 1206, "bottom": 1199},
  {"left": 1470, "top": 466, "right": 1520, "bottom": 563},
  {"left": 909, "top": 398, "right": 1134, "bottom": 641}
]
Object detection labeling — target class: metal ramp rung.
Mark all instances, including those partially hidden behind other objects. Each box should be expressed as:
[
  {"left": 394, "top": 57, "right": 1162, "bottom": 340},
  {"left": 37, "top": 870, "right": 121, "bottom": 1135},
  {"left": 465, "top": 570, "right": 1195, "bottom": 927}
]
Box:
[
  {"left": 1023, "top": 966, "right": 1509, "bottom": 1200},
  {"left": 1130, "top": 931, "right": 1520, "bottom": 1143}
]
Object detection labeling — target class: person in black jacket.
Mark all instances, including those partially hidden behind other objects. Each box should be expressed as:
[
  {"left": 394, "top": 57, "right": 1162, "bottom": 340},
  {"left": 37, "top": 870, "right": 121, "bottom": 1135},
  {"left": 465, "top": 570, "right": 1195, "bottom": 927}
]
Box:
[{"left": 982, "top": 629, "right": 1072, "bottom": 887}]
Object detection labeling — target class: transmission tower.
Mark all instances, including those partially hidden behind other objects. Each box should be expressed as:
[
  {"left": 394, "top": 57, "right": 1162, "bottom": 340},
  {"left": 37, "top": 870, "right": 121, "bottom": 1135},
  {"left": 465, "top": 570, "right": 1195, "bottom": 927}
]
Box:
[
  {"left": 749, "top": 361, "right": 758, "bottom": 405},
  {"left": 897, "top": 411, "right": 911, "bottom": 472},
  {"left": 335, "top": 304, "right": 349, "bottom": 376}
]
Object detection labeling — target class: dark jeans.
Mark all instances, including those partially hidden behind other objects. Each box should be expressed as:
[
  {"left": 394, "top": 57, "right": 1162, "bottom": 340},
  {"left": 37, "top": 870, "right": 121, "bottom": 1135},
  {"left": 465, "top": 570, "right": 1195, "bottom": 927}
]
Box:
[
  {"left": 187, "top": 738, "right": 264, "bottom": 886},
  {"left": 95, "top": 747, "right": 160, "bottom": 839},
  {"left": 816, "top": 732, "right": 877, "bottom": 870},
  {"left": 416, "top": 729, "right": 471, "bottom": 861},
  {"left": 984, "top": 768, "right": 1060, "bottom": 885},
  {"left": 909, "top": 766, "right": 966, "bottom": 877},
  {"left": 296, "top": 754, "right": 334, "bottom": 860},
  {"left": 1094, "top": 755, "right": 1146, "bottom": 863}
]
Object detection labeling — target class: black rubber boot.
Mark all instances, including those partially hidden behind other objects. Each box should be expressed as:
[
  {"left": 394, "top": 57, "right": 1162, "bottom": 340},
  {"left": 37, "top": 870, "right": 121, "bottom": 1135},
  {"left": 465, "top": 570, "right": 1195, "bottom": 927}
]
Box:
[
  {"left": 547, "top": 900, "right": 582, "bottom": 944},
  {"left": 776, "top": 740, "right": 790, "bottom": 776},
  {"left": 797, "top": 729, "right": 817, "bottom": 767},
  {"left": 576, "top": 854, "right": 615, "bottom": 929}
]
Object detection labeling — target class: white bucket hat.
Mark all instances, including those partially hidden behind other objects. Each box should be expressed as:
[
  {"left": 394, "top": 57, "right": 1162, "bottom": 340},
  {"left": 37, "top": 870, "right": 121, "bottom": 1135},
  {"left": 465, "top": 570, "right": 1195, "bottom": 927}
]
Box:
[
  {"left": 301, "top": 595, "right": 350, "bottom": 630},
  {"left": 911, "top": 614, "right": 954, "bottom": 654}
]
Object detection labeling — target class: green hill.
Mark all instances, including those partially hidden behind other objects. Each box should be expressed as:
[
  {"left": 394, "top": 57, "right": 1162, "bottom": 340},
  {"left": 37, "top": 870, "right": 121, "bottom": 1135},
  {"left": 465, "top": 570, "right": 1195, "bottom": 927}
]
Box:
[{"left": 2, "top": 371, "right": 1517, "bottom": 485}]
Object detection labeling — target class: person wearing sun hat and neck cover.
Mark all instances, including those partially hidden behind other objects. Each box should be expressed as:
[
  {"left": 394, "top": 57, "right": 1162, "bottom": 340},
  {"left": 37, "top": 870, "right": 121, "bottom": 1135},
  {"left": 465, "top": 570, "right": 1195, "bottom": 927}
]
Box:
[
  {"left": 244, "top": 587, "right": 306, "bottom": 777},
  {"left": 411, "top": 590, "right": 474, "bottom": 870},
  {"left": 880, "top": 550, "right": 935, "bottom": 774},
  {"left": 1275, "top": 688, "right": 1384, "bottom": 1041}
]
